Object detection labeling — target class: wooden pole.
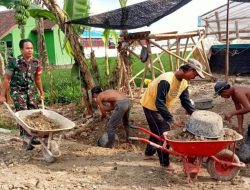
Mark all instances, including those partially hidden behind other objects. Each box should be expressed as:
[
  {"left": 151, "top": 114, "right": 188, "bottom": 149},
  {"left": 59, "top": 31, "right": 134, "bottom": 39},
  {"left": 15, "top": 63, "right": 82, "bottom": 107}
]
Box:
[
  {"left": 149, "top": 40, "right": 187, "bottom": 63},
  {"left": 185, "top": 35, "right": 205, "bottom": 60},
  {"left": 146, "top": 40, "right": 155, "bottom": 80},
  {"left": 168, "top": 40, "right": 173, "bottom": 70},
  {"left": 176, "top": 37, "right": 180, "bottom": 70},
  {"left": 183, "top": 37, "right": 189, "bottom": 58},
  {"left": 117, "top": 54, "right": 124, "bottom": 89},
  {"left": 225, "top": 0, "right": 230, "bottom": 82},
  {"left": 215, "top": 11, "right": 222, "bottom": 41},
  {"left": 235, "top": 20, "right": 239, "bottom": 39}
]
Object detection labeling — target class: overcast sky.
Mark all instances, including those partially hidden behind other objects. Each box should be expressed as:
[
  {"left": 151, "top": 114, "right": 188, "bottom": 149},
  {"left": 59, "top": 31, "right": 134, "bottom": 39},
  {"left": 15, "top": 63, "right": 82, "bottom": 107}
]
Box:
[{"left": 1, "top": 0, "right": 228, "bottom": 33}]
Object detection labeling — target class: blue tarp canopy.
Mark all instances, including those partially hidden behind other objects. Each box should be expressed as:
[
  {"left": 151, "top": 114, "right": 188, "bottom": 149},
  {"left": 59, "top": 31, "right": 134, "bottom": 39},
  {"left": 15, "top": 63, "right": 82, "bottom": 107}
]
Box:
[{"left": 67, "top": 0, "right": 192, "bottom": 30}]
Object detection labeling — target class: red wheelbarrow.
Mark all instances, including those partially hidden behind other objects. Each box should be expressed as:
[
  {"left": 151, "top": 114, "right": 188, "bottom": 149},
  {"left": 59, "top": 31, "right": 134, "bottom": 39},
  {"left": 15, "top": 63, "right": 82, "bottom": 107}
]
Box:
[{"left": 129, "top": 126, "right": 245, "bottom": 182}]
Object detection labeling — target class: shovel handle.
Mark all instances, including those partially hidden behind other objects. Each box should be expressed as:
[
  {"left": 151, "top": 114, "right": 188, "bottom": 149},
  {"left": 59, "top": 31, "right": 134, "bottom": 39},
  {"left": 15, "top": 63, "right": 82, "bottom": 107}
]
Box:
[{"left": 41, "top": 99, "right": 45, "bottom": 110}]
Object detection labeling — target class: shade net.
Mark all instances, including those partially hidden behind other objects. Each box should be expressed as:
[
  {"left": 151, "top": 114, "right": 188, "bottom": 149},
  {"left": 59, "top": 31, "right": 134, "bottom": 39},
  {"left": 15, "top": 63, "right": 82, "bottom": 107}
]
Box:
[{"left": 67, "top": 0, "right": 191, "bottom": 30}]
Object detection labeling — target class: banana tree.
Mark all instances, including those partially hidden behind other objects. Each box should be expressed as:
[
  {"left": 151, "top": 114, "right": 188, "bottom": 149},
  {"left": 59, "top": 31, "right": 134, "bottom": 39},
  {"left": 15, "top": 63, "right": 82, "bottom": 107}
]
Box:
[
  {"left": 119, "top": 0, "right": 127, "bottom": 8},
  {"left": 0, "top": 0, "right": 30, "bottom": 39},
  {"left": 101, "top": 29, "right": 119, "bottom": 79},
  {"left": 42, "top": 0, "right": 95, "bottom": 114},
  {"left": 0, "top": 0, "right": 15, "bottom": 8},
  {"left": 30, "top": 1, "right": 49, "bottom": 68}
]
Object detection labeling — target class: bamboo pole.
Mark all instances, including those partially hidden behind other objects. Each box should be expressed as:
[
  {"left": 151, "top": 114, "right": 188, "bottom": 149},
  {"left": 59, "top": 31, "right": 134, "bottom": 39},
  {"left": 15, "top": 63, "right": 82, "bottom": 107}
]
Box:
[
  {"left": 215, "top": 11, "right": 222, "bottom": 41},
  {"left": 168, "top": 40, "right": 173, "bottom": 70},
  {"left": 146, "top": 40, "right": 155, "bottom": 80},
  {"left": 199, "top": 36, "right": 212, "bottom": 74},
  {"left": 235, "top": 20, "right": 239, "bottom": 39},
  {"left": 126, "top": 48, "right": 140, "bottom": 59},
  {"left": 152, "top": 51, "right": 164, "bottom": 64},
  {"left": 149, "top": 40, "right": 187, "bottom": 63},
  {"left": 117, "top": 54, "right": 124, "bottom": 89},
  {"left": 138, "top": 62, "right": 149, "bottom": 97},
  {"left": 183, "top": 37, "right": 189, "bottom": 58},
  {"left": 153, "top": 66, "right": 164, "bottom": 73},
  {"left": 176, "top": 37, "right": 180, "bottom": 70},
  {"left": 156, "top": 53, "right": 165, "bottom": 73},
  {"left": 129, "top": 69, "right": 145, "bottom": 83},
  {"left": 190, "top": 37, "right": 207, "bottom": 66},
  {"left": 185, "top": 35, "right": 205, "bottom": 60}
]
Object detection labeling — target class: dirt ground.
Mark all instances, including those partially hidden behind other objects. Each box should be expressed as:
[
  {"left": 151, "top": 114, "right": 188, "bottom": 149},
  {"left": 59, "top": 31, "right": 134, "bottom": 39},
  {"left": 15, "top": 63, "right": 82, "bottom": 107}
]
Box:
[{"left": 1, "top": 77, "right": 250, "bottom": 190}]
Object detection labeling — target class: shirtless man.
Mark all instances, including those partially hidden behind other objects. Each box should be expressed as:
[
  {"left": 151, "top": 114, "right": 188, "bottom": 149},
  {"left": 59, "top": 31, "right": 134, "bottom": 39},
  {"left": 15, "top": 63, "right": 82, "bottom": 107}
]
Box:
[
  {"left": 91, "top": 87, "right": 131, "bottom": 148},
  {"left": 214, "top": 81, "right": 250, "bottom": 135}
]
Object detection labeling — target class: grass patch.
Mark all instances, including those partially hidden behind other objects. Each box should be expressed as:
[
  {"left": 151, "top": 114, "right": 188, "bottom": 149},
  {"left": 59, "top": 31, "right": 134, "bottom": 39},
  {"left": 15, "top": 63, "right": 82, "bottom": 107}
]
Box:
[
  {"left": 0, "top": 119, "right": 16, "bottom": 131},
  {"left": 41, "top": 53, "right": 179, "bottom": 104}
]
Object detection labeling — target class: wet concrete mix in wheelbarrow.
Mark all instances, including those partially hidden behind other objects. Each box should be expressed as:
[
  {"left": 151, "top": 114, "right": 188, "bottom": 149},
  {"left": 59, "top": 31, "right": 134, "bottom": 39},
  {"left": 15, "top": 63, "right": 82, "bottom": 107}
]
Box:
[
  {"left": 167, "top": 129, "right": 239, "bottom": 141},
  {"left": 21, "top": 111, "right": 61, "bottom": 130}
]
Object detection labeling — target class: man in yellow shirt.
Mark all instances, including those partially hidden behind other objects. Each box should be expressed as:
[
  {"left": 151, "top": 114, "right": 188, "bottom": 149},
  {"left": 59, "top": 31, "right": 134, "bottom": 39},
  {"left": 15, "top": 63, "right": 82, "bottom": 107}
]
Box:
[{"left": 140, "top": 59, "right": 205, "bottom": 170}]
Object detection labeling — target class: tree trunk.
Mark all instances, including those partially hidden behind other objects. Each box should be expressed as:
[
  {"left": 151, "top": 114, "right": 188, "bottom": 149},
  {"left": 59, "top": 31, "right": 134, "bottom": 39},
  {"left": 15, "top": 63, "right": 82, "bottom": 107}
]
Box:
[
  {"left": 0, "top": 53, "right": 4, "bottom": 79},
  {"left": 90, "top": 50, "right": 99, "bottom": 84},
  {"left": 37, "top": 17, "right": 49, "bottom": 68},
  {"left": 43, "top": 0, "right": 95, "bottom": 114}
]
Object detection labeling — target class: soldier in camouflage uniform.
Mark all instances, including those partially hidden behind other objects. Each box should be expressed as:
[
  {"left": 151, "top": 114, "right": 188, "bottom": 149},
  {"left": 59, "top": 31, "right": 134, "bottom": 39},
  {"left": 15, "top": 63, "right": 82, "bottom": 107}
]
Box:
[{"left": 0, "top": 39, "right": 44, "bottom": 150}]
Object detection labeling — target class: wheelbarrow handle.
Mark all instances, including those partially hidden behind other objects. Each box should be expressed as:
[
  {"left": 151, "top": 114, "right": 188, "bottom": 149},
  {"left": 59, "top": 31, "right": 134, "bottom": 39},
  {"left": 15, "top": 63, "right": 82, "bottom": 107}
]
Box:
[
  {"left": 130, "top": 126, "right": 165, "bottom": 142},
  {"left": 130, "top": 125, "right": 140, "bottom": 129},
  {"left": 129, "top": 137, "right": 140, "bottom": 141},
  {"left": 129, "top": 136, "right": 182, "bottom": 156}
]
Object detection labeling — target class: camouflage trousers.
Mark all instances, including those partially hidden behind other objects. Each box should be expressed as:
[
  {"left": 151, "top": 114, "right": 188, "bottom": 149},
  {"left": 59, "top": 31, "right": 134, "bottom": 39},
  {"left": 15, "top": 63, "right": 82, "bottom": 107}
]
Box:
[
  {"left": 10, "top": 85, "right": 39, "bottom": 138},
  {"left": 10, "top": 85, "right": 39, "bottom": 111}
]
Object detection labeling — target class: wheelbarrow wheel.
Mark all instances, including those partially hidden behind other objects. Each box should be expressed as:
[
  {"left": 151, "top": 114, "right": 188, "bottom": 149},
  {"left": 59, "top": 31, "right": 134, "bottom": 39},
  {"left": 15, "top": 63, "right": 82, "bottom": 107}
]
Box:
[
  {"left": 42, "top": 147, "right": 56, "bottom": 163},
  {"left": 42, "top": 140, "right": 61, "bottom": 163},
  {"left": 207, "top": 149, "right": 240, "bottom": 181}
]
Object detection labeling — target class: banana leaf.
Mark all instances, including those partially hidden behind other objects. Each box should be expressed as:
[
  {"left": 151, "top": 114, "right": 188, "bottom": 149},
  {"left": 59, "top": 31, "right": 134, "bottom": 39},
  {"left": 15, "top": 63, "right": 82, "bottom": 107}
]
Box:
[{"left": 28, "top": 3, "right": 56, "bottom": 22}]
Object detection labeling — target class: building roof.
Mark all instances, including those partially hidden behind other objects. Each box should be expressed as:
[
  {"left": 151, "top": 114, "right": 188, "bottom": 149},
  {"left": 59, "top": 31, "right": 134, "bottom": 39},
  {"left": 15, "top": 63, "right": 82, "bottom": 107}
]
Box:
[
  {"left": 0, "top": 10, "right": 17, "bottom": 39},
  {"left": 32, "top": 19, "right": 56, "bottom": 32},
  {"left": 199, "top": 1, "right": 250, "bottom": 41}
]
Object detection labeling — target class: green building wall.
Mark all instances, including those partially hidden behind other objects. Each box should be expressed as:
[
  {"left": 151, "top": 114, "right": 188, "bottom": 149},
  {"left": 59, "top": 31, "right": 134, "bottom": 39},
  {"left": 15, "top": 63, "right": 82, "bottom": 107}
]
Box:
[{"left": 1, "top": 17, "right": 71, "bottom": 65}]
